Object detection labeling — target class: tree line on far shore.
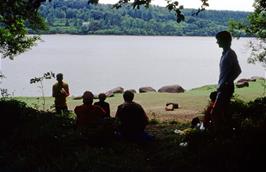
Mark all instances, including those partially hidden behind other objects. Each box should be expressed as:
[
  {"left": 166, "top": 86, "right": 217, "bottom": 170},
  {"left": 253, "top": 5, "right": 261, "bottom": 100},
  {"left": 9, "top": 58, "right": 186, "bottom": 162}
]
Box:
[{"left": 35, "top": 0, "right": 250, "bottom": 36}]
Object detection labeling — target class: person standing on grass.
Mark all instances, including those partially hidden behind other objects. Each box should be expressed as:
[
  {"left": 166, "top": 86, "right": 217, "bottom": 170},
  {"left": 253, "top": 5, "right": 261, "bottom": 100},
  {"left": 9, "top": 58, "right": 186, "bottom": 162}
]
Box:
[
  {"left": 211, "top": 31, "right": 242, "bottom": 130},
  {"left": 52, "top": 73, "right": 70, "bottom": 114}
]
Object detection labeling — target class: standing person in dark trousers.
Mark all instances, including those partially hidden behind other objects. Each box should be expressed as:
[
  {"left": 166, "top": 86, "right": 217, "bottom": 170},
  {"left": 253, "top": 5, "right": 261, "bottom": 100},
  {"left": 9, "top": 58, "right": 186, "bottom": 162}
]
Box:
[
  {"left": 52, "top": 73, "right": 70, "bottom": 114},
  {"left": 212, "top": 31, "right": 242, "bottom": 130},
  {"left": 94, "top": 93, "right": 110, "bottom": 118}
]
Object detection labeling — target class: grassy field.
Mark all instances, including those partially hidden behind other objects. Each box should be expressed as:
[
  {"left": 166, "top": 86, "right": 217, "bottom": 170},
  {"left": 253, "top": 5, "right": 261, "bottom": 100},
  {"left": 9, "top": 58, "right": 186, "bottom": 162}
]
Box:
[{"left": 15, "top": 79, "right": 265, "bottom": 122}]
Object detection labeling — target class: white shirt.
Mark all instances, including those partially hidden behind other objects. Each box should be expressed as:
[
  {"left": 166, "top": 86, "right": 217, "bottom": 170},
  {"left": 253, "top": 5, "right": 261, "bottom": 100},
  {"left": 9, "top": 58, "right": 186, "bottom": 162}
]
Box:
[{"left": 218, "top": 48, "right": 241, "bottom": 90}]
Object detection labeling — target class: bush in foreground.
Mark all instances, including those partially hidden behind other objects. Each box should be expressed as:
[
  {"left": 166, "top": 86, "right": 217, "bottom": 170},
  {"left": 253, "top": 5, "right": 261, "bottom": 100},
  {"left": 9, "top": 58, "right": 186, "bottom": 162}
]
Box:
[{"left": 0, "top": 97, "right": 265, "bottom": 171}]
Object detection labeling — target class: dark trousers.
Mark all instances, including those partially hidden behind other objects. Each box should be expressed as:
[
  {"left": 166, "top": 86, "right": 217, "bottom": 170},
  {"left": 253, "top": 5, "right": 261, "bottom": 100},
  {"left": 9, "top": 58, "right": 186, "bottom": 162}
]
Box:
[
  {"left": 55, "top": 106, "right": 68, "bottom": 114},
  {"left": 213, "top": 83, "right": 234, "bottom": 131}
]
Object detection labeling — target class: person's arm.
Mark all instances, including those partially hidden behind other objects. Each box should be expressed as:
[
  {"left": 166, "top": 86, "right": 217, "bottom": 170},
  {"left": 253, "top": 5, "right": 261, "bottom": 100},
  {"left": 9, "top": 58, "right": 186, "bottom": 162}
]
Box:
[
  {"left": 139, "top": 104, "right": 148, "bottom": 126},
  {"left": 52, "top": 85, "right": 56, "bottom": 97},
  {"left": 115, "top": 105, "right": 121, "bottom": 119},
  {"left": 65, "top": 84, "right": 70, "bottom": 96},
  {"left": 229, "top": 57, "right": 241, "bottom": 83},
  {"left": 74, "top": 106, "right": 79, "bottom": 129},
  {"left": 96, "top": 106, "right": 107, "bottom": 119},
  {"left": 114, "top": 105, "right": 122, "bottom": 130},
  {"left": 63, "top": 84, "right": 70, "bottom": 97},
  {"left": 106, "top": 104, "right": 110, "bottom": 117},
  {"left": 60, "top": 84, "right": 70, "bottom": 97},
  {"left": 143, "top": 111, "right": 149, "bottom": 126}
]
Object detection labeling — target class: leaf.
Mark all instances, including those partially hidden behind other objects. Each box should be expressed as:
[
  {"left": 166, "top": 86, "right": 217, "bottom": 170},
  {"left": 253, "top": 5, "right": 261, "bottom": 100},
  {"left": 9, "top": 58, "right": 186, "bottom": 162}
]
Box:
[
  {"left": 166, "top": 4, "right": 174, "bottom": 11},
  {"left": 88, "top": 0, "right": 99, "bottom": 5},
  {"left": 176, "top": 14, "right": 185, "bottom": 23},
  {"left": 174, "top": 1, "right": 179, "bottom": 6}
]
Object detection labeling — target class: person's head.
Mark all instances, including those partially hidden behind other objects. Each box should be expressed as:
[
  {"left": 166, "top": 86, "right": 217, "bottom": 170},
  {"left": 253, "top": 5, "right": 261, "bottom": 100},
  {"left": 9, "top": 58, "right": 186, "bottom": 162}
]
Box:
[
  {"left": 82, "top": 91, "right": 94, "bottom": 105},
  {"left": 123, "top": 90, "right": 134, "bottom": 102},
  {"left": 98, "top": 93, "right": 107, "bottom": 102},
  {"left": 216, "top": 31, "right": 232, "bottom": 48},
  {"left": 209, "top": 91, "right": 217, "bottom": 102},
  {"left": 56, "top": 73, "right": 63, "bottom": 82}
]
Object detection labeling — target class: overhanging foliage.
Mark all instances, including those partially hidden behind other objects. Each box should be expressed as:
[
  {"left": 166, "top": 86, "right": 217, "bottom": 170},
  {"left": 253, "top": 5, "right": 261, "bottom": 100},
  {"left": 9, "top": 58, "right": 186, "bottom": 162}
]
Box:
[
  {"left": 229, "top": 0, "right": 266, "bottom": 67},
  {"left": 0, "top": 0, "right": 48, "bottom": 59}
]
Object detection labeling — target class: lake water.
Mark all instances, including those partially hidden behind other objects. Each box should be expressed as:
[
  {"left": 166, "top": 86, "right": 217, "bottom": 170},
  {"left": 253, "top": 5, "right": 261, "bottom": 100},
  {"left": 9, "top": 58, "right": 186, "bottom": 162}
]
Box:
[{"left": 0, "top": 35, "right": 265, "bottom": 96}]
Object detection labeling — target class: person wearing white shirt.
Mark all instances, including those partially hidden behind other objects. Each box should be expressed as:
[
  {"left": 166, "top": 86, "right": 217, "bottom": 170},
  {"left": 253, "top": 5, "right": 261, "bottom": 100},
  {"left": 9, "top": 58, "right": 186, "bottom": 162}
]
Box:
[{"left": 212, "top": 31, "right": 242, "bottom": 130}]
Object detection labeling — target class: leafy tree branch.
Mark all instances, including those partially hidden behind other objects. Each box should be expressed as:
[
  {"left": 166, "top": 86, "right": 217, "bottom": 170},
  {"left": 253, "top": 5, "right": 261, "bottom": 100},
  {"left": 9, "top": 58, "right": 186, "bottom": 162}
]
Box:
[
  {"left": 0, "top": 0, "right": 48, "bottom": 59},
  {"left": 229, "top": 0, "right": 266, "bottom": 68}
]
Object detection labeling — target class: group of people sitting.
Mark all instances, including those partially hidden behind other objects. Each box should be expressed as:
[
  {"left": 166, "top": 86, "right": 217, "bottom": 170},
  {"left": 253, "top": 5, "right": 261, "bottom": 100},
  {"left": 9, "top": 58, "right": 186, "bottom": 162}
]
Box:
[
  {"left": 75, "top": 90, "right": 152, "bottom": 141},
  {"left": 52, "top": 73, "right": 151, "bottom": 141}
]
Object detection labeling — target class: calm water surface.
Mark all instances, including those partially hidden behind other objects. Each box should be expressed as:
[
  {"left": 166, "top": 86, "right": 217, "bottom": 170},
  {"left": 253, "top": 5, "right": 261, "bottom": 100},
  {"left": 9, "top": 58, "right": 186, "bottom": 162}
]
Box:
[{"left": 1, "top": 35, "right": 265, "bottom": 96}]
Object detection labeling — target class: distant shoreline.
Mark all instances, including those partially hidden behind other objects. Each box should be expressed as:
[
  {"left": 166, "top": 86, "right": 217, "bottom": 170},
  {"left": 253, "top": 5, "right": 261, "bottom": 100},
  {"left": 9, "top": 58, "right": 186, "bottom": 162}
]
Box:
[{"left": 32, "top": 34, "right": 255, "bottom": 39}]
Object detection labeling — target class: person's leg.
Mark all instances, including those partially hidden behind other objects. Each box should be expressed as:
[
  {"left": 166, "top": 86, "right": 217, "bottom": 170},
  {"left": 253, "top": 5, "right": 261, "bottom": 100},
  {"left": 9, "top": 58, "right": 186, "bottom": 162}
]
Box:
[
  {"left": 62, "top": 106, "right": 69, "bottom": 114},
  {"left": 55, "top": 106, "right": 62, "bottom": 114},
  {"left": 213, "top": 83, "right": 234, "bottom": 135},
  {"left": 55, "top": 106, "right": 68, "bottom": 114},
  {"left": 212, "top": 91, "right": 225, "bottom": 127},
  {"left": 223, "top": 84, "right": 234, "bottom": 132}
]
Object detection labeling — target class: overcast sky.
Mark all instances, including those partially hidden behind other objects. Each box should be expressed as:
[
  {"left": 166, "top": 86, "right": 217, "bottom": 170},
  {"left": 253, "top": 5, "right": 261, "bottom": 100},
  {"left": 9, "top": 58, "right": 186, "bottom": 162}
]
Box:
[{"left": 100, "top": 0, "right": 254, "bottom": 12}]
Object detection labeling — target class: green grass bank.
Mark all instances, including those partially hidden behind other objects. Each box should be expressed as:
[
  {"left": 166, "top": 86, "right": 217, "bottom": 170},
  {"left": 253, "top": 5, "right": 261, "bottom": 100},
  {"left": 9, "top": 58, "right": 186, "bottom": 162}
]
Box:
[{"left": 15, "top": 79, "right": 265, "bottom": 122}]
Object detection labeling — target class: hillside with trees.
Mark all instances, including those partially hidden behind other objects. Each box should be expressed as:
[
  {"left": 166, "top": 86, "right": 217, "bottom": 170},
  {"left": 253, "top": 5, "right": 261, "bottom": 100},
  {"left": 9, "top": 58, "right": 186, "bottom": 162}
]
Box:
[{"left": 36, "top": 0, "right": 250, "bottom": 36}]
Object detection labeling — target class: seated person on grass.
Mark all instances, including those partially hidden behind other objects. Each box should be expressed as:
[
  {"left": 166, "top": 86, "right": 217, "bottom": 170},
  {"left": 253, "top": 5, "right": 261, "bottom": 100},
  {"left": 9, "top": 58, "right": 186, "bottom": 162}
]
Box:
[
  {"left": 94, "top": 93, "right": 110, "bottom": 118},
  {"left": 203, "top": 91, "right": 217, "bottom": 129},
  {"left": 74, "top": 91, "right": 107, "bottom": 129},
  {"left": 115, "top": 90, "right": 152, "bottom": 141}
]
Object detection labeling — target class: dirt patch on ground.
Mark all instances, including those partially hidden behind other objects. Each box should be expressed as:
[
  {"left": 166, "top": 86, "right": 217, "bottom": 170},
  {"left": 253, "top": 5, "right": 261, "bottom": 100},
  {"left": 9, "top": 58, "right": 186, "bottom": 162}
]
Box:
[
  {"left": 146, "top": 108, "right": 203, "bottom": 123},
  {"left": 108, "top": 105, "right": 204, "bottom": 123}
]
